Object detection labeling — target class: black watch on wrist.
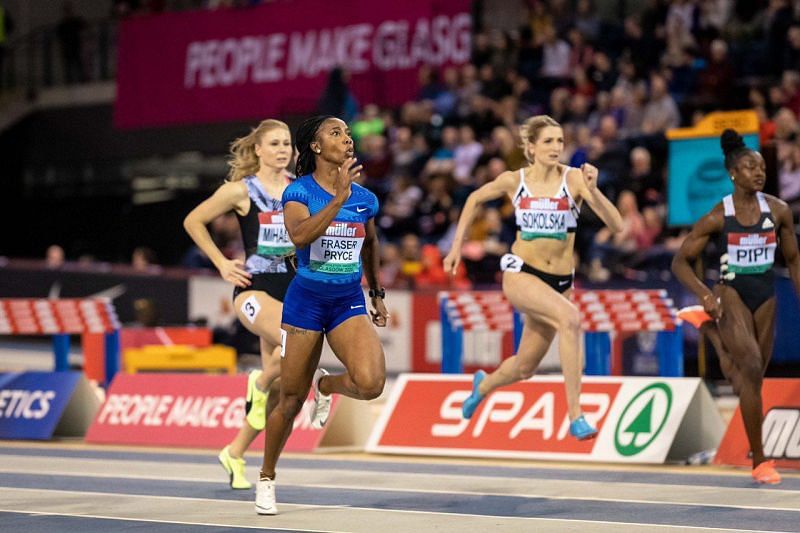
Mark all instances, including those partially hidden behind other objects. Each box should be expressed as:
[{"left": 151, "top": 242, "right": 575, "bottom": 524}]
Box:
[{"left": 368, "top": 287, "right": 386, "bottom": 299}]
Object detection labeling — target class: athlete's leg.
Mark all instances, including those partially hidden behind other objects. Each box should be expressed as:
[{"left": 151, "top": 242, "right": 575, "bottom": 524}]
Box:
[
  {"left": 226, "top": 291, "right": 283, "bottom": 457},
  {"left": 715, "top": 286, "right": 767, "bottom": 468},
  {"left": 754, "top": 297, "right": 776, "bottom": 374},
  {"left": 503, "top": 272, "right": 584, "bottom": 421},
  {"left": 234, "top": 290, "right": 283, "bottom": 387},
  {"left": 322, "top": 315, "right": 386, "bottom": 400},
  {"left": 478, "top": 313, "right": 556, "bottom": 396},
  {"left": 260, "top": 325, "right": 323, "bottom": 479}
]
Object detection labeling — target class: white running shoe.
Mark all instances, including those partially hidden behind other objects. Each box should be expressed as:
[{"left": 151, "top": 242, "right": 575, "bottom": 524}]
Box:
[
  {"left": 255, "top": 478, "right": 278, "bottom": 515},
  {"left": 310, "top": 368, "right": 332, "bottom": 430}
]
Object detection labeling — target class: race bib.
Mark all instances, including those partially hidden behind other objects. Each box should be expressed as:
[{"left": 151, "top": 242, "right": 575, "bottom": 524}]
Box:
[
  {"left": 257, "top": 211, "right": 294, "bottom": 257},
  {"left": 240, "top": 294, "right": 261, "bottom": 324},
  {"left": 516, "top": 197, "right": 569, "bottom": 240},
  {"left": 309, "top": 222, "right": 366, "bottom": 274},
  {"left": 726, "top": 231, "right": 777, "bottom": 275},
  {"left": 500, "top": 253, "right": 524, "bottom": 273}
]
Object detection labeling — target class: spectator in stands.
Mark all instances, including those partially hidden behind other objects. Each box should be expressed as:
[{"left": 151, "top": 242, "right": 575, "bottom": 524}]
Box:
[
  {"left": 453, "top": 125, "right": 482, "bottom": 187},
  {"left": 131, "top": 246, "right": 160, "bottom": 273},
  {"left": 360, "top": 134, "right": 392, "bottom": 199},
  {"left": 641, "top": 73, "right": 681, "bottom": 134},
  {"left": 56, "top": 1, "right": 86, "bottom": 84},
  {"left": 461, "top": 206, "right": 509, "bottom": 285},
  {"left": 778, "top": 134, "right": 800, "bottom": 217},
  {"left": 588, "top": 190, "right": 646, "bottom": 281},
  {"left": 626, "top": 146, "right": 664, "bottom": 209},
  {"left": 416, "top": 175, "right": 454, "bottom": 244},
  {"left": 379, "top": 242, "right": 403, "bottom": 288},
  {"left": 540, "top": 24, "right": 572, "bottom": 84},
  {"left": 423, "top": 126, "right": 458, "bottom": 177},
  {"left": 399, "top": 233, "right": 423, "bottom": 286},
  {"left": 317, "top": 67, "right": 358, "bottom": 123},
  {"left": 491, "top": 126, "right": 526, "bottom": 171},
  {"left": 587, "top": 51, "right": 617, "bottom": 93},
  {"left": 417, "top": 64, "right": 446, "bottom": 101},
  {"left": 574, "top": 0, "right": 600, "bottom": 42},
  {"left": 133, "top": 298, "right": 159, "bottom": 327},
  {"left": 378, "top": 174, "right": 423, "bottom": 241},
  {"left": 697, "top": 39, "right": 735, "bottom": 108},
  {"left": 351, "top": 104, "right": 385, "bottom": 151},
  {"left": 764, "top": 0, "right": 794, "bottom": 76},
  {"left": 45, "top": 244, "right": 65, "bottom": 269},
  {"left": 783, "top": 25, "right": 800, "bottom": 72}
]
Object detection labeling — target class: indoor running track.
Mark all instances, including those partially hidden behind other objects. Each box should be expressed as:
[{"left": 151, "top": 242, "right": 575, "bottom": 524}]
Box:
[{"left": 1, "top": 442, "right": 799, "bottom": 532}]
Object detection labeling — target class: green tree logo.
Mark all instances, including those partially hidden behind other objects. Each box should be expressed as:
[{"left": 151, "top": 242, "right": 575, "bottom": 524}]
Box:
[{"left": 614, "top": 383, "right": 672, "bottom": 456}]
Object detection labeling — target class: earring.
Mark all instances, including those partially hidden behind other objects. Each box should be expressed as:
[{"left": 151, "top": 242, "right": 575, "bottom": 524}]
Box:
[{"left": 731, "top": 175, "right": 735, "bottom": 181}]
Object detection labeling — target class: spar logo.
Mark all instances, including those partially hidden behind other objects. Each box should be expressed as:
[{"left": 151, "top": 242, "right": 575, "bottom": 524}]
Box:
[
  {"left": 614, "top": 383, "right": 672, "bottom": 456},
  {"left": 762, "top": 408, "right": 800, "bottom": 459}
]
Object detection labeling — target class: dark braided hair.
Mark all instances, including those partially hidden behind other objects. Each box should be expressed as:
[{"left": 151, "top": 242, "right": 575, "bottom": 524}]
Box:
[
  {"left": 294, "top": 115, "right": 335, "bottom": 176},
  {"left": 720, "top": 128, "right": 753, "bottom": 171}
]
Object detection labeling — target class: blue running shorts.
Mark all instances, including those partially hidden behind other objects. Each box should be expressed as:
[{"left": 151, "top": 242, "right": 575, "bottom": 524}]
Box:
[{"left": 281, "top": 278, "right": 367, "bottom": 332}]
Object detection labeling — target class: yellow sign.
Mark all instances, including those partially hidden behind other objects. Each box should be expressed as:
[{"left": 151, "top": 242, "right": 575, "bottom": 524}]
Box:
[{"left": 666, "top": 110, "right": 759, "bottom": 140}]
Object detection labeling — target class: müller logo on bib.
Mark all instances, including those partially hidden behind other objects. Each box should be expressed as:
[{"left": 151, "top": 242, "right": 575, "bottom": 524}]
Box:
[
  {"left": 325, "top": 222, "right": 365, "bottom": 238},
  {"left": 519, "top": 197, "right": 568, "bottom": 211}
]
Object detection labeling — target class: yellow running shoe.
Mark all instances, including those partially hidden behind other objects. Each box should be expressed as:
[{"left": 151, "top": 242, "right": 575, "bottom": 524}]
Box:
[
  {"left": 218, "top": 445, "right": 251, "bottom": 490},
  {"left": 245, "top": 369, "right": 268, "bottom": 431}
]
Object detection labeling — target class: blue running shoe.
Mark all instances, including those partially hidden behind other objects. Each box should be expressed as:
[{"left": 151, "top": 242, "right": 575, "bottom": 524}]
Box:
[
  {"left": 569, "top": 415, "right": 598, "bottom": 440},
  {"left": 462, "top": 370, "right": 487, "bottom": 419}
]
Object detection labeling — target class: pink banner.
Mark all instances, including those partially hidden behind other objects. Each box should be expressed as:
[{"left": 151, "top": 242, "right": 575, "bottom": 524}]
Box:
[
  {"left": 115, "top": 0, "right": 471, "bottom": 129},
  {"left": 85, "top": 373, "right": 336, "bottom": 451}
]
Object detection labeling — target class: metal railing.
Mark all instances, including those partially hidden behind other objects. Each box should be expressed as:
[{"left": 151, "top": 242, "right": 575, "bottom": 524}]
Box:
[{"left": 0, "top": 17, "right": 118, "bottom": 98}]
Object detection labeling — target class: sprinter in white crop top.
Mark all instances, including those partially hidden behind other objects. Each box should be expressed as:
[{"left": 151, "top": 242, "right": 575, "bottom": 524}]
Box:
[{"left": 444, "top": 115, "right": 623, "bottom": 441}]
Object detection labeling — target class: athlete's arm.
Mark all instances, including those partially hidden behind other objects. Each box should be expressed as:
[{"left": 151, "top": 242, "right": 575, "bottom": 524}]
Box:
[
  {"left": 284, "top": 158, "right": 362, "bottom": 247},
  {"left": 183, "top": 181, "right": 251, "bottom": 287},
  {"left": 362, "top": 217, "right": 388, "bottom": 327},
  {"left": 671, "top": 205, "right": 725, "bottom": 319},
  {"left": 570, "top": 165, "right": 624, "bottom": 233},
  {"left": 443, "top": 170, "right": 517, "bottom": 275},
  {"left": 774, "top": 198, "right": 800, "bottom": 294}
]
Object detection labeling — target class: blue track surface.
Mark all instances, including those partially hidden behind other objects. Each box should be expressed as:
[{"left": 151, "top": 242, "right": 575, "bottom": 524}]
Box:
[
  {"left": 2, "top": 445, "right": 797, "bottom": 490},
  {"left": 2, "top": 444, "right": 799, "bottom": 532}
]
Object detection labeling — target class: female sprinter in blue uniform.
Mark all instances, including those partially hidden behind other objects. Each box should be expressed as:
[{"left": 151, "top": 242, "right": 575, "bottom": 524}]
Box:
[
  {"left": 443, "top": 115, "right": 623, "bottom": 440},
  {"left": 184, "top": 119, "right": 293, "bottom": 490},
  {"left": 672, "top": 129, "right": 800, "bottom": 484},
  {"left": 256, "top": 115, "right": 388, "bottom": 515}
]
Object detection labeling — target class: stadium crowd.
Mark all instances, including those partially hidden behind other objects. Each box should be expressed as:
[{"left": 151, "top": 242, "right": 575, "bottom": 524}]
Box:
[
  {"left": 12, "top": 1, "right": 800, "bottom": 289},
  {"left": 188, "top": 0, "right": 800, "bottom": 288}
]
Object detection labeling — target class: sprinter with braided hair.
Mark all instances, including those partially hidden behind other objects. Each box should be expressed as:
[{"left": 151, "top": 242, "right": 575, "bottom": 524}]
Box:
[
  {"left": 255, "top": 116, "right": 387, "bottom": 515},
  {"left": 673, "top": 129, "right": 800, "bottom": 484}
]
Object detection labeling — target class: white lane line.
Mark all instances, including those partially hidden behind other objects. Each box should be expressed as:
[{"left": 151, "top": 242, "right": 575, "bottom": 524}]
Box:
[
  {"left": 0, "top": 509, "right": 331, "bottom": 532},
  {"left": 0, "top": 465, "right": 798, "bottom": 513},
  {"left": 0, "top": 486, "right": 789, "bottom": 533}
]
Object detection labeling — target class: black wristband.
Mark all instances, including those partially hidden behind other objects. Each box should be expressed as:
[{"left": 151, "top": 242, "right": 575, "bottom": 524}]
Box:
[{"left": 368, "top": 287, "right": 386, "bottom": 299}]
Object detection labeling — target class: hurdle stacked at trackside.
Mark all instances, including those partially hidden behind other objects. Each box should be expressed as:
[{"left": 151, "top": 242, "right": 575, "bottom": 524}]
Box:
[
  {"left": 440, "top": 289, "right": 682, "bottom": 376},
  {"left": 0, "top": 298, "right": 121, "bottom": 384}
]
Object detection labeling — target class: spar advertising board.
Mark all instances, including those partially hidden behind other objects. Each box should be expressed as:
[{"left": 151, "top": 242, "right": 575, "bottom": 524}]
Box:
[
  {"left": 715, "top": 379, "right": 800, "bottom": 469},
  {"left": 367, "top": 374, "right": 724, "bottom": 463}
]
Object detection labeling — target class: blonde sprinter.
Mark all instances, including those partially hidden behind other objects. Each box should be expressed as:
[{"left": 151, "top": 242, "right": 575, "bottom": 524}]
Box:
[
  {"left": 184, "top": 119, "right": 293, "bottom": 489},
  {"left": 444, "top": 115, "right": 623, "bottom": 439}
]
